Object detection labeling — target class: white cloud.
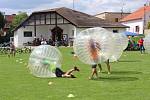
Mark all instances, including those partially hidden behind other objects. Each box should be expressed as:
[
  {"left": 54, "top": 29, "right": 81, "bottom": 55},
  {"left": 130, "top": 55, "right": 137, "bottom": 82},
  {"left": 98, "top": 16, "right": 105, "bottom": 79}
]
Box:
[
  {"left": 76, "top": 0, "right": 146, "bottom": 14},
  {"left": 0, "top": 0, "right": 148, "bottom": 15},
  {"left": 1, "top": 0, "right": 74, "bottom": 15},
  {"left": 0, "top": 8, "right": 32, "bottom": 15}
]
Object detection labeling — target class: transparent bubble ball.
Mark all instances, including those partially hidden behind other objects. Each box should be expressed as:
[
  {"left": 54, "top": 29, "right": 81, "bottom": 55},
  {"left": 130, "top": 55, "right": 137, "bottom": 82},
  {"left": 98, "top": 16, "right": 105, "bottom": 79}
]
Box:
[
  {"left": 109, "top": 33, "right": 124, "bottom": 62},
  {"left": 28, "top": 45, "right": 62, "bottom": 78},
  {"left": 117, "top": 32, "right": 128, "bottom": 50},
  {"left": 144, "top": 34, "right": 150, "bottom": 53},
  {"left": 73, "top": 27, "right": 113, "bottom": 65}
]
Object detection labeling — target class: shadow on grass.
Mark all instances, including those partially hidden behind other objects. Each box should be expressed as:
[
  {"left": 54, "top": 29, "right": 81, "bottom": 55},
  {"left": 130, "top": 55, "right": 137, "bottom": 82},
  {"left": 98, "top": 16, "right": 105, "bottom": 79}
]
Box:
[
  {"left": 118, "top": 60, "right": 141, "bottom": 62},
  {"left": 94, "top": 76, "right": 139, "bottom": 82},
  {"left": 102, "top": 71, "right": 142, "bottom": 75}
]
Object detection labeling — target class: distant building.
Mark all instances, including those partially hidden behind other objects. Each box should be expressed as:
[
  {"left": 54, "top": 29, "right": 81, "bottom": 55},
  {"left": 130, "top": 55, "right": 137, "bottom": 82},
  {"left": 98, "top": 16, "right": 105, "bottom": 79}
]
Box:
[
  {"left": 121, "top": 6, "right": 150, "bottom": 34},
  {"left": 13, "top": 7, "right": 128, "bottom": 47},
  {"left": 95, "top": 12, "right": 130, "bottom": 23},
  {"left": 3, "top": 14, "right": 16, "bottom": 36}
]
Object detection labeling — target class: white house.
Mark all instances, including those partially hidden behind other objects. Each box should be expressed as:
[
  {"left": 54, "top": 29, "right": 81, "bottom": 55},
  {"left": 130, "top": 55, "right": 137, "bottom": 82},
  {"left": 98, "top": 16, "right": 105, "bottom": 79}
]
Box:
[
  {"left": 121, "top": 6, "right": 150, "bottom": 34},
  {"left": 13, "top": 7, "right": 127, "bottom": 47}
]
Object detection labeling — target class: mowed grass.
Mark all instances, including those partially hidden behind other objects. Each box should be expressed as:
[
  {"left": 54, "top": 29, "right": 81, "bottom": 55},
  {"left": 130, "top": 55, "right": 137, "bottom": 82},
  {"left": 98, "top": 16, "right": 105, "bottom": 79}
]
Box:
[{"left": 0, "top": 47, "right": 150, "bottom": 100}]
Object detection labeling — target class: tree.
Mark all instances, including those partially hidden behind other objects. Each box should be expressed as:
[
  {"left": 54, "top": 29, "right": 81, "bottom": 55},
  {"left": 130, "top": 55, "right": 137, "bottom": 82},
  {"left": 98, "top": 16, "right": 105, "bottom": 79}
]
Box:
[
  {"left": 9, "top": 12, "right": 28, "bottom": 33},
  {"left": 0, "top": 12, "right": 5, "bottom": 36},
  {"left": 0, "top": 12, "right": 28, "bottom": 43},
  {"left": 147, "top": 21, "right": 150, "bottom": 29}
]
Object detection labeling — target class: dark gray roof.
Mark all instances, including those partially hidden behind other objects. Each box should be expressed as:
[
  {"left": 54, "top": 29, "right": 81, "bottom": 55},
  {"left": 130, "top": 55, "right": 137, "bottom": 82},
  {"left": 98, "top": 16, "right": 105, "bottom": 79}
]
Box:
[
  {"left": 14, "top": 7, "right": 128, "bottom": 31},
  {"left": 34, "top": 7, "right": 128, "bottom": 28}
]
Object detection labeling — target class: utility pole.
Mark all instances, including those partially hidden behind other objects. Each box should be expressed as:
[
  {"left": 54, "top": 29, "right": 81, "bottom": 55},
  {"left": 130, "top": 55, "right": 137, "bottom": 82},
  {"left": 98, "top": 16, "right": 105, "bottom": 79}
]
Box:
[
  {"left": 121, "top": 0, "right": 125, "bottom": 19},
  {"left": 73, "top": 0, "right": 75, "bottom": 10},
  {"left": 143, "top": 4, "right": 146, "bottom": 34}
]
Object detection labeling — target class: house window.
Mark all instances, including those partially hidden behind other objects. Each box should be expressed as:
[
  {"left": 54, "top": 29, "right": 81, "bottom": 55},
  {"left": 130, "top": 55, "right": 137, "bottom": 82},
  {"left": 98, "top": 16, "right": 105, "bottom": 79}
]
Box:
[
  {"left": 72, "top": 30, "right": 74, "bottom": 36},
  {"left": 24, "top": 31, "right": 32, "bottom": 37},
  {"left": 10, "top": 37, "right": 14, "bottom": 42},
  {"left": 113, "top": 30, "right": 118, "bottom": 33},
  {"left": 115, "top": 18, "right": 119, "bottom": 22},
  {"left": 135, "top": 26, "right": 139, "bottom": 32}
]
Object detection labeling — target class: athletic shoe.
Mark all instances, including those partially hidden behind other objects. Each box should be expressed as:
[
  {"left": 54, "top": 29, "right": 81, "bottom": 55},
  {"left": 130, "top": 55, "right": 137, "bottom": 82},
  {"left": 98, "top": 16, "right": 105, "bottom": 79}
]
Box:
[{"left": 74, "top": 66, "right": 80, "bottom": 71}]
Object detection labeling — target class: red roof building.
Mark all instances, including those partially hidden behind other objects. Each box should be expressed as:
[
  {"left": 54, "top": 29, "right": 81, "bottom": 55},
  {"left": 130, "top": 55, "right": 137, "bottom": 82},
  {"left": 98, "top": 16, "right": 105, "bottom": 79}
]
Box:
[
  {"left": 4, "top": 14, "right": 15, "bottom": 29},
  {"left": 2, "top": 14, "right": 16, "bottom": 36},
  {"left": 121, "top": 6, "right": 150, "bottom": 34},
  {"left": 121, "top": 6, "right": 150, "bottom": 22}
]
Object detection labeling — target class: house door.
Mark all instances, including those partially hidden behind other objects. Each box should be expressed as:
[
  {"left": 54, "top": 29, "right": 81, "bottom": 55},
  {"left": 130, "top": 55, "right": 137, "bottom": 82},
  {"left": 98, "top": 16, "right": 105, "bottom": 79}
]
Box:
[{"left": 51, "top": 26, "right": 63, "bottom": 42}]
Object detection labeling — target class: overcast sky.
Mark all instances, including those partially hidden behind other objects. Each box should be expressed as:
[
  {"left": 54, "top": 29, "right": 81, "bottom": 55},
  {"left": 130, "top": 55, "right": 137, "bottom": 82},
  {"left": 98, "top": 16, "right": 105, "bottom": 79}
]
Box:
[{"left": 0, "top": 0, "right": 149, "bottom": 15}]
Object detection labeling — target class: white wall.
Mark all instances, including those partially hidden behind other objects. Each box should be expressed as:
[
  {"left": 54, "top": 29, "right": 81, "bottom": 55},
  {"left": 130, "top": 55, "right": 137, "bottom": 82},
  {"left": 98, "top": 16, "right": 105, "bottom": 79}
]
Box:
[
  {"left": 106, "top": 28, "right": 126, "bottom": 33},
  {"left": 14, "top": 23, "right": 126, "bottom": 47},
  {"left": 14, "top": 26, "right": 34, "bottom": 47},
  {"left": 76, "top": 27, "right": 126, "bottom": 35},
  {"left": 122, "top": 19, "right": 143, "bottom": 34},
  {"left": 14, "top": 31, "right": 18, "bottom": 47},
  {"left": 145, "top": 11, "right": 150, "bottom": 28},
  {"left": 14, "top": 24, "right": 76, "bottom": 47},
  {"left": 36, "top": 25, "right": 49, "bottom": 39}
]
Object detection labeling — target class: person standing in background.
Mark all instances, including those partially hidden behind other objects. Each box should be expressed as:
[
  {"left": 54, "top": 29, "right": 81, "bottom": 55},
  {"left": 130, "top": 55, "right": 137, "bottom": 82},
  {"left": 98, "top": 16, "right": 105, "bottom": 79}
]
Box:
[
  {"left": 138, "top": 38, "right": 145, "bottom": 54},
  {"left": 8, "top": 42, "right": 16, "bottom": 57}
]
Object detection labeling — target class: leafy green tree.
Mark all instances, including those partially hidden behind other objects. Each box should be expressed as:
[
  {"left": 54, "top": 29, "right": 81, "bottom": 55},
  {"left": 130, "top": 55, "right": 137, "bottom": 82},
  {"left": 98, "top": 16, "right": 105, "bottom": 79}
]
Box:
[
  {"left": 147, "top": 21, "right": 150, "bottom": 29},
  {"left": 9, "top": 12, "right": 28, "bottom": 32},
  {"left": 0, "top": 12, "right": 5, "bottom": 36},
  {"left": 0, "top": 12, "right": 5, "bottom": 29},
  {"left": 0, "top": 12, "right": 28, "bottom": 43}
]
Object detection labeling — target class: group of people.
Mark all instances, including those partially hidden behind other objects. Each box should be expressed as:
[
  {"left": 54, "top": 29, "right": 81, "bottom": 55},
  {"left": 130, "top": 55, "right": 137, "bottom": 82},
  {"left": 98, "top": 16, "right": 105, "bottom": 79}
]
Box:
[
  {"left": 33, "top": 38, "right": 53, "bottom": 46},
  {"left": 55, "top": 39, "right": 110, "bottom": 80},
  {"left": 8, "top": 41, "right": 111, "bottom": 80},
  {"left": 127, "top": 37, "right": 145, "bottom": 53},
  {"left": 9, "top": 37, "right": 146, "bottom": 80},
  {"left": 53, "top": 62, "right": 111, "bottom": 79},
  {"left": 32, "top": 37, "right": 68, "bottom": 47}
]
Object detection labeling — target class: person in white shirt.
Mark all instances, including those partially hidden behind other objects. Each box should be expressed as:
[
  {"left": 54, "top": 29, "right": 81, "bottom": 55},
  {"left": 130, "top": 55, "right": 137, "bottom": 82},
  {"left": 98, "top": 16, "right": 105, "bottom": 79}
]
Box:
[{"left": 41, "top": 39, "right": 47, "bottom": 45}]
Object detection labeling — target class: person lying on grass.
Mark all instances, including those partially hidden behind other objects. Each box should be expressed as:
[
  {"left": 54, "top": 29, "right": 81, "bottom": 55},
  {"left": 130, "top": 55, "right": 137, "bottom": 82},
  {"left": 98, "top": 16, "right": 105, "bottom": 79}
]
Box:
[
  {"left": 42, "top": 59, "right": 80, "bottom": 78},
  {"left": 55, "top": 66, "right": 80, "bottom": 78}
]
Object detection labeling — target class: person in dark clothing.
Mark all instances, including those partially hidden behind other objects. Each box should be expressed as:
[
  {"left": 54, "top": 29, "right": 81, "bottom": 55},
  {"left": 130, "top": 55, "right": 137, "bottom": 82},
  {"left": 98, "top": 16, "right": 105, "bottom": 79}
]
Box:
[
  {"left": 42, "top": 58, "right": 80, "bottom": 78},
  {"left": 55, "top": 66, "right": 80, "bottom": 78},
  {"left": 138, "top": 38, "right": 145, "bottom": 53},
  {"left": 8, "top": 42, "right": 16, "bottom": 57}
]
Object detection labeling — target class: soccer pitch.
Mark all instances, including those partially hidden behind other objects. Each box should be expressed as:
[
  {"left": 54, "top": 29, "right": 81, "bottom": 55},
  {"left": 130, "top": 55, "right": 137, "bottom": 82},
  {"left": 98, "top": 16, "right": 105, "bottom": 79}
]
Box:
[{"left": 0, "top": 47, "right": 150, "bottom": 100}]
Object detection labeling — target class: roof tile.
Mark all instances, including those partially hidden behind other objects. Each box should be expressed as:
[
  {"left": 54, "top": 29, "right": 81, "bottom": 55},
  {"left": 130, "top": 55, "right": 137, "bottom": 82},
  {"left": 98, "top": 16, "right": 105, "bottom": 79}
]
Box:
[{"left": 121, "top": 6, "right": 150, "bottom": 22}]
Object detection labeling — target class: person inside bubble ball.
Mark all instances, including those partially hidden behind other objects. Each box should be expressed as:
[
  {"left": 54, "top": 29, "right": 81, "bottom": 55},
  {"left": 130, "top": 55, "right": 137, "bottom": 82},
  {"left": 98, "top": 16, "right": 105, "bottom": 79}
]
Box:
[
  {"left": 97, "top": 59, "right": 111, "bottom": 75},
  {"left": 88, "top": 39, "right": 100, "bottom": 79},
  {"left": 88, "top": 39, "right": 111, "bottom": 79}
]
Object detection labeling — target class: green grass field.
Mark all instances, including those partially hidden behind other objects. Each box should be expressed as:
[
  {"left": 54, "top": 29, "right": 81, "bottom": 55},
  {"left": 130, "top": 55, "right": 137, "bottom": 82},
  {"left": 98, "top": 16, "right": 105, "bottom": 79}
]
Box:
[{"left": 0, "top": 47, "right": 150, "bottom": 100}]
